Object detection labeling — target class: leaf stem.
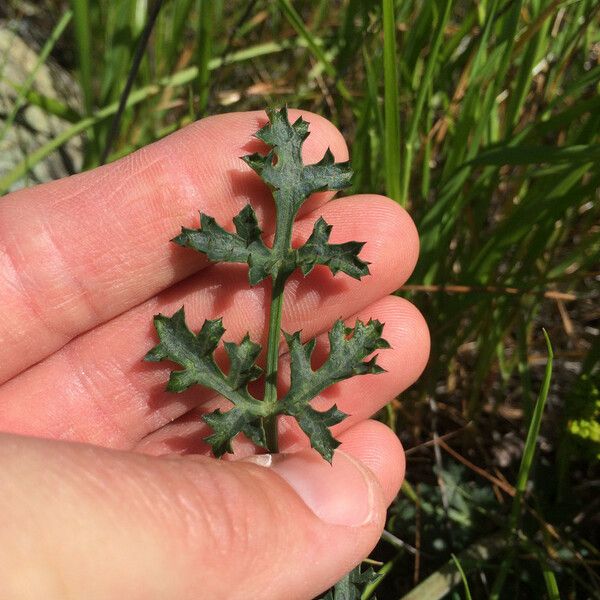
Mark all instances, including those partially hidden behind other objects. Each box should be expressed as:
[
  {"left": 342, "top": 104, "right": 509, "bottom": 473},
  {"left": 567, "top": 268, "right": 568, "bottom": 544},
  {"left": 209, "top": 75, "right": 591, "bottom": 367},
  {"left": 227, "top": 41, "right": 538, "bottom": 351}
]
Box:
[
  {"left": 262, "top": 273, "right": 286, "bottom": 452},
  {"left": 262, "top": 194, "right": 297, "bottom": 453}
]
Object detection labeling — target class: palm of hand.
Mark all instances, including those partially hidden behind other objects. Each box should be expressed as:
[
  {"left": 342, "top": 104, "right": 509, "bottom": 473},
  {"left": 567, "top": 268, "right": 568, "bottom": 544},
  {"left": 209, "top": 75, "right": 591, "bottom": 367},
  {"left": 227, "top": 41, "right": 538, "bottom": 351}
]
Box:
[{"left": 0, "top": 110, "right": 428, "bottom": 599}]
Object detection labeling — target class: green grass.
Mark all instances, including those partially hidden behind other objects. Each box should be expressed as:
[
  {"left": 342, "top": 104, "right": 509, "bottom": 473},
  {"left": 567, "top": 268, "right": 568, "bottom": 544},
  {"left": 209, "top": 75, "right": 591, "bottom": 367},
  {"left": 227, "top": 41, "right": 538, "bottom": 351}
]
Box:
[
  {"left": 1, "top": 0, "right": 599, "bottom": 597},
  {"left": 452, "top": 553, "right": 474, "bottom": 600},
  {"left": 490, "top": 329, "right": 554, "bottom": 599},
  {"left": 382, "top": 0, "right": 402, "bottom": 204}
]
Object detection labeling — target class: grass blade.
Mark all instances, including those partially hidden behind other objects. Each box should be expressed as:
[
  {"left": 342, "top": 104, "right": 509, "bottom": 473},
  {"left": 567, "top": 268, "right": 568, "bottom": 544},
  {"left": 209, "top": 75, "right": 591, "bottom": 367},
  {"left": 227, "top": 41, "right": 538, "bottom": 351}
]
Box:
[
  {"left": 541, "top": 558, "right": 561, "bottom": 600},
  {"left": 399, "top": 0, "right": 452, "bottom": 206},
  {"left": 468, "top": 143, "right": 600, "bottom": 166},
  {"left": 489, "top": 329, "right": 554, "bottom": 599},
  {"left": 451, "top": 554, "right": 473, "bottom": 600},
  {"left": 195, "top": 0, "right": 214, "bottom": 117},
  {"left": 361, "top": 557, "right": 396, "bottom": 600},
  {"left": 276, "top": 0, "right": 352, "bottom": 103},
  {"left": 69, "top": 0, "right": 99, "bottom": 162},
  {"left": 399, "top": 534, "right": 505, "bottom": 600},
  {"left": 382, "top": 0, "right": 402, "bottom": 204},
  {"left": 514, "top": 330, "right": 554, "bottom": 512},
  {"left": 2, "top": 82, "right": 81, "bottom": 123}
]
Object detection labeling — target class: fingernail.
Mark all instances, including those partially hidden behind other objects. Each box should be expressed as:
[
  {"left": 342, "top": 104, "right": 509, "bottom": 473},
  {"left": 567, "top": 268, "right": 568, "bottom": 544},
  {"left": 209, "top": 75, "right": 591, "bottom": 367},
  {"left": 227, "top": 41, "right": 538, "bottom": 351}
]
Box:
[{"left": 245, "top": 450, "right": 376, "bottom": 527}]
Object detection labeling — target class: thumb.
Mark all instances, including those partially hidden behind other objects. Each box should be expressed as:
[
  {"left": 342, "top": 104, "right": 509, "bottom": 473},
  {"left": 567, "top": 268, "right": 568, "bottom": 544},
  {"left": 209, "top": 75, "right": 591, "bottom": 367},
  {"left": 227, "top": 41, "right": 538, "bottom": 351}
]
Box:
[{"left": 0, "top": 431, "right": 394, "bottom": 600}]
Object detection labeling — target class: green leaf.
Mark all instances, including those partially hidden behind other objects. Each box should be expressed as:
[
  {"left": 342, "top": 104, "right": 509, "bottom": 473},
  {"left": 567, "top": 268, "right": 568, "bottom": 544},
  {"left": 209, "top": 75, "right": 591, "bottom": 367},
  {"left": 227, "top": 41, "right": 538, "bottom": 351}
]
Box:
[
  {"left": 173, "top": 205, "right": 274, "bottom": 284},
  {"left": 223, "top": 334, "right": 262, "bottom": 390},
  {"left": 297, "top": 217, "right": 370, "bottom": 279},
  {"left": 203, "top": 406, "right": 269, "bottom": 456},
  {"left": 292, "top": 404, "right": 346, "bottom": 463},
  {"left": 281, "top": 319, "right": 389, "bottom": 462},
  {"left": 171, "top": 108, "right": 357, "bottom": 286},
  {"left": 243, "top": 107, "right": 353, "bottom": 216},
  {"left": 144, "top": 307, "right": 268, "bottom": 457},
  {"left": 319, "top": 564, "right": 380, "bottom": 600},
  {"left": 242, "top": 107, "right": 353, "bottom": 284},
  {"left": 147, "top": 108, "right": 384, "bottom": 462},
  {"left": 203, "top": 407, "right": 250, "bottom": 456},
  {"left": 144, "top": 308, "right": 225, "bottom": 393}
]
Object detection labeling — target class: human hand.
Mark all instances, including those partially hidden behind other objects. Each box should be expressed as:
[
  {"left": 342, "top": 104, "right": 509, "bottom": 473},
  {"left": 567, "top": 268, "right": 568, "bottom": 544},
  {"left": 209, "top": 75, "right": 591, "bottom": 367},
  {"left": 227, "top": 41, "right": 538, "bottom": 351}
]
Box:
[{"left": 0, "top": 110, "right": 429, "bottom": 599}]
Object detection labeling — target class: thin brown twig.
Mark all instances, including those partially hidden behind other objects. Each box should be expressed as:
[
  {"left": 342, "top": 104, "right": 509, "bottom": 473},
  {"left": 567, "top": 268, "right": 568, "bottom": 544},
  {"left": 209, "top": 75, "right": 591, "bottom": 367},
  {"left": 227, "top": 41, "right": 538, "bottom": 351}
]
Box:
[
  {"left": 435, "top": 437, "right": 516, "bottom": 497},
  {"left": 513, "top": 0, "right": 563, "bottom": 52},
  {"left": 432, "top": 46, "right": 473, "bottom": 145},
  {"left": 401, "top": 283, "right": 577, "bottom": 301},
  {"left": 405, "top": 422, "right": 473, "bottom": 456},
  {"left": 557, "top": 299, "right": 575, "bottom": 336}
]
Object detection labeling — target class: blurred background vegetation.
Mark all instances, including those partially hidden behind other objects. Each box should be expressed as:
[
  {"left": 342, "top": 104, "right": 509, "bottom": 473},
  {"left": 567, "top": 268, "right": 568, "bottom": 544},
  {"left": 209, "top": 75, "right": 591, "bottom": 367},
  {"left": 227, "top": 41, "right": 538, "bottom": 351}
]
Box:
[{"left": 1, "top": 0, "right": 599, "bottom": 598}]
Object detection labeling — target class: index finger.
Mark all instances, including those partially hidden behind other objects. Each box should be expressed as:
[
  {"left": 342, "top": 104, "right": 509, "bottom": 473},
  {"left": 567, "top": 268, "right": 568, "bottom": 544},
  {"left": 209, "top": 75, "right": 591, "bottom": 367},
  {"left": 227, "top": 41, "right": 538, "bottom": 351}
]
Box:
[{"left": 0, "top": 110, "right": 348, "bottom": 383}]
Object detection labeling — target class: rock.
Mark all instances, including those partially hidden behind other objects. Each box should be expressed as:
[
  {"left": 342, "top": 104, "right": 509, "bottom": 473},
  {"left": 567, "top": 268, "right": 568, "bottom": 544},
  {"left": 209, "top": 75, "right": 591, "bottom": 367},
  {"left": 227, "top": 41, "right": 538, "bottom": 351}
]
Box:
[{"left": 0, "top": 24, "right": 83, "bottom": 192}]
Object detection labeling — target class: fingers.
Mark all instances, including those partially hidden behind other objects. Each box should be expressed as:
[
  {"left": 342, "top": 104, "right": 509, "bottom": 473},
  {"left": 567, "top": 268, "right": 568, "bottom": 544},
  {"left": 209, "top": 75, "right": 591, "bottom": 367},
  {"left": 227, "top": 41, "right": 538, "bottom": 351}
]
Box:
[
  {"left": 0, "top": 197, "right": 420, "bottom": 448},
  {"left": 0, "top": 109, "right": 348, "bottom": 383},
  {"left": 0, "top": 430, "right": 401, "bottom": 599},
  {"left": 337, "top": 419, "right": 406, "bottom": 506},
  {"left": 136, "top": 295, "right": 429, "bottom": 456}
]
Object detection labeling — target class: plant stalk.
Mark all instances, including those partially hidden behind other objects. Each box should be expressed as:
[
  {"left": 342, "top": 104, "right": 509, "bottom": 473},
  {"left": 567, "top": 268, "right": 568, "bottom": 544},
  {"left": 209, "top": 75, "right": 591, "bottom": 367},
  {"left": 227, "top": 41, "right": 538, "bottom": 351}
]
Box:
[
  {"left": 262, "top": 273, "right": 286, "bottom": 453},
  {"left": 262, "top": 198, "right": 297, "bottom": 453}
]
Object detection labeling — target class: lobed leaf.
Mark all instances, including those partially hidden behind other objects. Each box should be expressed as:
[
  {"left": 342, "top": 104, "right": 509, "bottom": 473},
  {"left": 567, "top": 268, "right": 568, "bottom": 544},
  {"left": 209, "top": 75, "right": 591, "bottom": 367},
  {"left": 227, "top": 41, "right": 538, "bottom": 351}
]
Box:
[
  {"left": 223, "top": 334, "right": 262, "bottom": 390},
  {"left": 144, "top": 307, "right": 268, "bottom": 457},
  {"left": 144, "top": 308, "right": 225, "bottom": 393},
  {"left": 148, "top": 108, "right": 385, "bottom": 461},
  {"left": 319, "top": 564, "right": 380, "bottom": 600},
  {"left": 243, "top": 107, "right": 353, "bottom": 215},
  {"left": 203, "top": 407, "right": 267, "bottom": 457},
  {"left": 172, "top": 204, "right": 274, "bottom": 284},
  {"left": 297, "top": 217, "right": 370, "bottom": 279},
  {"left": 280, "top": 319, "right": 389, "bottom": 461},
  {"left": 292, "top": 404, "right": 346, "bottom": 463},
  {"left": 171, "top": 108, "right": 359, "bottom": 286}
]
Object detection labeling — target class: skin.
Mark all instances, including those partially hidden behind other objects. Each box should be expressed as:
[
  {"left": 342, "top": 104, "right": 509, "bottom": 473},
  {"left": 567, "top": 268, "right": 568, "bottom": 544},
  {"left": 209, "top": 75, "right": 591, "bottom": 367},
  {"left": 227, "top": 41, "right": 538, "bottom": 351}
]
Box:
[{"left": 0, "top": 110, "right": 430, "bottom": 600}]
